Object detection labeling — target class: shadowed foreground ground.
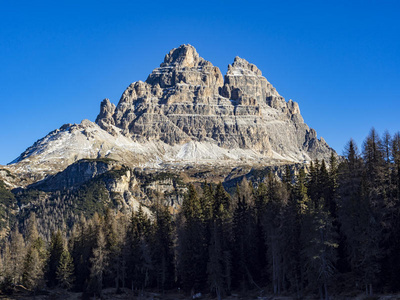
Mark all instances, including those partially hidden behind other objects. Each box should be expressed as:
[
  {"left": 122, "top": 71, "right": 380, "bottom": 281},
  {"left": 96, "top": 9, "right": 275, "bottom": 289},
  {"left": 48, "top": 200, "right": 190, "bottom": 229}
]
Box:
[{"left": 1, "top": 288, "right": 400, "bottom": 300}]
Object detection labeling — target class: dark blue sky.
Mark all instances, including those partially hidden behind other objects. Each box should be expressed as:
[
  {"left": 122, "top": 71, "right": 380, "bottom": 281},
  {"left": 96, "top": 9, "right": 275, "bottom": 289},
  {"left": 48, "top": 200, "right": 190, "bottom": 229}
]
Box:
[{"left": 1, "top": 0, "right": 399, "bottom": 164}]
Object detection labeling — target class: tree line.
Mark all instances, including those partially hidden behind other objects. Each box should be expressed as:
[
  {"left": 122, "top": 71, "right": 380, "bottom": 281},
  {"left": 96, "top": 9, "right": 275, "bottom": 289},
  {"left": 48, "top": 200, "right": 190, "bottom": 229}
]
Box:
[{"left": 1, "top": 128, "right": 400, "bottom": 299}]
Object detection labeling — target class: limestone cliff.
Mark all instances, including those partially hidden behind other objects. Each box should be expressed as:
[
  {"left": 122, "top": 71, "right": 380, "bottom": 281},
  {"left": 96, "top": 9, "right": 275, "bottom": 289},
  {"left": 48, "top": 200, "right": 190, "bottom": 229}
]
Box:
[
  {"left": 97, "top": 44, "right": 333, "bottom": 162},
  {"left": 4, "top": 44, "right": 335, "bottom": 186}
]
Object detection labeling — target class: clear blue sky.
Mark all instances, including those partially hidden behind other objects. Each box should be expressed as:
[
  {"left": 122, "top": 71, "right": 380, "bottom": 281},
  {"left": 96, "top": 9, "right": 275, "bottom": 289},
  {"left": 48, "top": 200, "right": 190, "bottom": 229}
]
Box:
[{"left": 1, "top": 0, "right": 399, "bottom": 165}]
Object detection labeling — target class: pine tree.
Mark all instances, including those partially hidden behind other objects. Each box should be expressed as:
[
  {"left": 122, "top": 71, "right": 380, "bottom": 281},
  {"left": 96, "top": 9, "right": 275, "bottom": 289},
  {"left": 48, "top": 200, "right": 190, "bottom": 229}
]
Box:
[
  {"left": 295, "top": 168, "right": 309, "bottom": 215},
  {"left": 178, "top": 184, "right": 207, "bottom": 293},
  {"left": 281, "top": 191, "right": 303, "bottom": 298},
  {"left": 301, "top": 203, "right": 338, "bottom": 300},
  {"left": 328, "top": 154, "right": 339, "bottom": 217},
  {"left": 384, "top": 131, "right": 400, "bottom": 290},
  {"left": 200, "top": 181, "right": 214, "bottom": 222},
  {"left": 70, "top": 215, "right": 92, "bottom": 291},
  {"left": 46, "top": 230, "right": 64, "bottom": 287},
  {"left": 9, "top": 227, "right": 26, "bottom": 286},
  {"left": 213, "top": 183, "right": 231, "bottom": 220},
  {"left": 363, "top": 128, "right": 385, "bottom": 188},
  {"left": 232, "top": 185, "right": 259, "bottom": 291},
  {"left": 359, "top": 129, "right": 385, "bottom": 295},
  {"left": 392, "top": 133, "right": 400, "bottom": 200},
  {"left": 261, "top": 173, "right": 289, "bottom": 295},
  {"left": 56, "top": 249, "right": 74, "bottom": 290},
  {"left": 337, "top": 139, "right": 364, "bottom": 287},
  {"left": 283, "top": 164, "right": 293, "bottom": 189},
  {"left": 89, "top": 228, "right": 108, "bottom": 297},
  {"left": 0, "top": 243, "right": 14, "bottom": 293},
  {"left": 103, "top": 209, "right": 123, "bottom": 290},
  {"left": 182, "top": 184, "right": 202, "bottom": 221},
  {"left": 208, "top": 220, "right": 225, "bottom": 300},
  {"left": 206, "top": 183, "right": 233, "bottom": 296},
  {"left": 126, "top": 205, "right": 154, "bottom": 292},
  {"left": 253, "top": 182, "right": 269, "bottom": 286},
  {"left": 153, "top": 204, "right": 175, "bottom": 292},
  {"left": 307, "top": 160, "right": 320, "bottom": 207},
  {"left": 22, "top": 213, "right": 46, "bottom": 290}
]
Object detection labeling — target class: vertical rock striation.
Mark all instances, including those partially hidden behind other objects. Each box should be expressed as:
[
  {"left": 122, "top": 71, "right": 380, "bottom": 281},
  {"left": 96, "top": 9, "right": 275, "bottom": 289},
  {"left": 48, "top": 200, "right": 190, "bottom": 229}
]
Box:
[{"left": 96, "top": 44, "right": 334, "bottom": 162}]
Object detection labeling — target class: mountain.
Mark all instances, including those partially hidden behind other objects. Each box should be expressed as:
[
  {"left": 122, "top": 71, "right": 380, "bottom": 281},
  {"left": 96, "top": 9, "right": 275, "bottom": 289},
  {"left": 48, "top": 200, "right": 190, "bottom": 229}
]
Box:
[
  {"left": 2, "top": 44, "right": 334, "bottom": 187},
  {"left": 97, "top": 44, "right": 332, "bottom": 162}
]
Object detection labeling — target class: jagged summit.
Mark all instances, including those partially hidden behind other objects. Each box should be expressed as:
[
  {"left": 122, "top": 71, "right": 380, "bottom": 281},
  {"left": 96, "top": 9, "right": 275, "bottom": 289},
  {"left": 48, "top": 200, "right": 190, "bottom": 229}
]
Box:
[
  {"left": 161, "top": 44, "right": 203, "bottom": 68},
  {"left": 97, "top": 44, "right": 333, "bottom": 160},
  {"left": 145, "top": 44, "right": 223, "bottom": 90},
  {"left": 4, "top": 44, "right": 335, "bottom": 185},
  {"left": 231, "top": 56, "right": 263, "bottom": 76}
]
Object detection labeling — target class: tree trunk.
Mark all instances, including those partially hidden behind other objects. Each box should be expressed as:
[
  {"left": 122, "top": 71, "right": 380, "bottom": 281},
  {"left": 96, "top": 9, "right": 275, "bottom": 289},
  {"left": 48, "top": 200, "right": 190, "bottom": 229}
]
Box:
[
  {"left": 324, "top": 282, "right": 329, "bottom": 300},
  {"left": 319, "top": 285, "right": 323, "bottom": 300},
  {"left": 115, "top": 275, "right": 119, "bottom": 291},
  {"left": 216, "top": 286, "right": 222, "bottom": 300}
]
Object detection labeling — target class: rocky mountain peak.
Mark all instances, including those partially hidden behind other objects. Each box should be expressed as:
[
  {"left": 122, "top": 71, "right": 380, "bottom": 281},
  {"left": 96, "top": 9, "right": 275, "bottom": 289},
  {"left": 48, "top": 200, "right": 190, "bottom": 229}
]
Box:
[
  {"left": 221, "top": 56, "right": 280, "bottom": 104},
  {"left": 161, "top": 44, "right": 204, "bottom": 68},
  {"left": 145, "top": 44, "right": 223, "bottom": 90},
  {"left": 230, "top": 56, "right": 262, "bottom": 76}
]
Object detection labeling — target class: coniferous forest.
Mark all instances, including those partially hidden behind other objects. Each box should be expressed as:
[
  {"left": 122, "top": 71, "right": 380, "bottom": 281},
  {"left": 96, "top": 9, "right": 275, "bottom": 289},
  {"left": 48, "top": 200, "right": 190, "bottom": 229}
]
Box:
[{"left": 1, "top": 128, "right": 400, "bottom": 299}]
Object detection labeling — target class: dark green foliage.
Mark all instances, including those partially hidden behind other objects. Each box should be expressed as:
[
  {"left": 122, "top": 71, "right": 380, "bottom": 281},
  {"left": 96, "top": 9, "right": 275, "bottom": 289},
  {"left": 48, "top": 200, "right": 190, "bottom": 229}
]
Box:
[
  {"left": 74, "top": 180, "right": 109, "bottom": 216},
  {"left": 232, "top": 181, "right": 261, "bottom": 291},
  {"left": 207, "top": 183, "right": 232, "bottom": 298},
  {"left": 178, "top": 184, "right": 207, "bottom": 293},
  {"left": 213, "top": 182, "right": 231, "bottom": 220},
  {"left": 46, "top": 230, "right": 65, "bottom": 287},
  {"left": 301, "top": 204, "right": 338, "bottom": 300},
  {"left": 57, "top": 249, "right": 74, "bottom": 289},
  {"left": 153, "top": 204, "right": 175, "bottom": 291},
  {"left": 0, "top": 180, "right": 15, "bottom": 206},
  {"left": 125, "top": 206, "right": 154, "bottom": 291},
  {"left": 22, "top": 213, "right": 46, "bottom": 290},
  {"left": 0, "top": 180, "right": 16, "bottom": 228},
  {"left": 78, "top": 158, "right": 117, "bottom": 164}
]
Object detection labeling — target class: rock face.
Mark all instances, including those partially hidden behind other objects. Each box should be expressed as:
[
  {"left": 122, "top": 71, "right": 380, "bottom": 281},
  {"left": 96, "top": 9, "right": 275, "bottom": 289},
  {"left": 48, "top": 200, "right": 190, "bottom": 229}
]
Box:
[
  {"left": 29, "top": 159, "right": 118, "bottom": 191},
  {"left": 97, "top": 44, "right": 333, "bottom": 161},
  {"left": 4, "top": 44, "right": 335, "bottom": 186}
]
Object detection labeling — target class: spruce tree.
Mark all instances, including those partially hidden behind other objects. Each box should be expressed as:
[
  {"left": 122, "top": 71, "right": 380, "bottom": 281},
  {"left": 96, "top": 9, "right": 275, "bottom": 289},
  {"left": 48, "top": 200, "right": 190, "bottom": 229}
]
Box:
[
  {"left": 178, "top": 184, "right": 207, "bottom": 293},
  {"left": 56, "top": 249, "right": 74, "bottom": 290},
  {"left": 231, "top": 185, "right": 258, "bottom": 292},
  {"left": 126, "top": 205, "right": 153, "bottom": 292},
  {"left": 22, "top": 213, "right": 46, "bottom": 291},
  {"left": 207, "top": 183, "right": 232, "bottom": 297},
  {"left": 153, "top": 204, "right": 175, "bottom": 292},
  {"left": 70, "top": 216, "right": 91, "bottom": 291},
  {"left": 89, "top": 228, "right": 108, "bottom": 297},
  {"left": 262, "top": 173, "right": 289, "bottom": 295},
  {"left": 392, "top": 133, "right": 400, "bottom": 199},
  {"left": 103, "top": 209, "right": 122, "bottom": 290},
  {"left": 9, "top": 227, "right": 26, "bottom": 286},
  {"left": 385, "top": 132, "right": 400, "bottom": 290},
  {"left": 46, "top": 230, "right": 64, "bottom": 287},
  {"left": 301, "top": 203, "right": 337, "bottom": 300}
]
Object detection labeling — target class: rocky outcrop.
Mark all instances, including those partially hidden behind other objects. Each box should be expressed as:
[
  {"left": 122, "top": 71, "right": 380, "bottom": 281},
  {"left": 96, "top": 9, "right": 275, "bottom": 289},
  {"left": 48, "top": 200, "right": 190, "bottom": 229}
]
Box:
[
  {"left": 29, "top": 159, "right": 118, "bottom": 191},
  {"left": 97, "top": 44, "right": 334, "bottom": 162},
  {"left": 95, "top": 99, "right": 117, "bottom": 135}
]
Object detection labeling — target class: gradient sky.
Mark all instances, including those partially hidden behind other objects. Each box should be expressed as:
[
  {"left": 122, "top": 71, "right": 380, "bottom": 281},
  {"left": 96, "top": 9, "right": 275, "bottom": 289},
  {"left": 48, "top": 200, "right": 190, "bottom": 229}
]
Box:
[{"left": 1, "top": 0, "right": 399, "bottom": 165}]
